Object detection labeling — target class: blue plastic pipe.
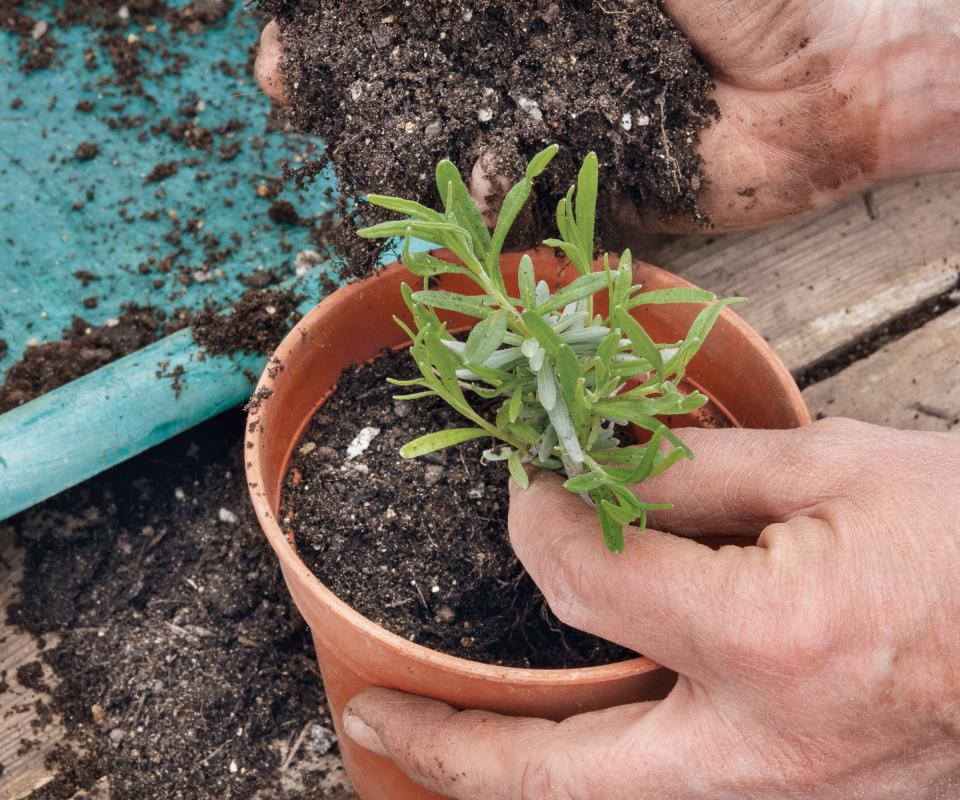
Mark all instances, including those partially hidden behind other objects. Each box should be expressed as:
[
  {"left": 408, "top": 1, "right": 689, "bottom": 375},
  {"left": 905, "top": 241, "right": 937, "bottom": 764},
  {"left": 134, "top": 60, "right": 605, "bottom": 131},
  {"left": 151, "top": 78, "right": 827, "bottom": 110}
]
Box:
[
  {"left": 0, "top": 240, "right": 425, "bottom": 520},
  {"left": 0, "top": 273, "right": 325, "bottom": 520}
]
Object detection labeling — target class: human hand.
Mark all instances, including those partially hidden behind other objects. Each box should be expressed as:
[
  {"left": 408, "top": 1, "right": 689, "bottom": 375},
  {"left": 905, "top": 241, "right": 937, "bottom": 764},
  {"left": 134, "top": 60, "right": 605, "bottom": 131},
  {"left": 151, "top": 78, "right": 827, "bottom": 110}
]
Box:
[
  {"left": 255, "top": 1, "right": 960, "bottom": 232},
  {"left": 342, "top": 419, "right": 960, "bottom": 799}
]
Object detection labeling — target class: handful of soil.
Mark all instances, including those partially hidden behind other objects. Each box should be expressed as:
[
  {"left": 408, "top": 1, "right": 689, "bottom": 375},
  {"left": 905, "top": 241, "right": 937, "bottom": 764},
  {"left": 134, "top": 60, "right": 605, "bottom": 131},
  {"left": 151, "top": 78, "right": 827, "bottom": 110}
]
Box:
[{"left": 259, "top": 0, "right": 718, "bottom": 279}]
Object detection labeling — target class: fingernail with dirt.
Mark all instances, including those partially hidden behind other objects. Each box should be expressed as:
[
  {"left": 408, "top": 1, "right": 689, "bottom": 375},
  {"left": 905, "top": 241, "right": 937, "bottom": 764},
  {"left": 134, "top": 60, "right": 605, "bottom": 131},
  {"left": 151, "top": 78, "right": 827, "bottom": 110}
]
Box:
[{"left": 343, "top": 714, "right": 389, "bottom": 757}]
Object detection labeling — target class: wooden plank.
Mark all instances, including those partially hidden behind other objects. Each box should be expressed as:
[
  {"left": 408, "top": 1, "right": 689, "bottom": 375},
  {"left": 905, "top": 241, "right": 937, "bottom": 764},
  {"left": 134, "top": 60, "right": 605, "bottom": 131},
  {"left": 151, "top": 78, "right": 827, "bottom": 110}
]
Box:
[
  {"left": 637, "top": 173, "right": 960, "bottom": 373},
  {"left": 0, "top": 534, "right": 68, "bottom": 800},
  {"left": 804, "top": 306, "right": 960, "bottom": 431}
]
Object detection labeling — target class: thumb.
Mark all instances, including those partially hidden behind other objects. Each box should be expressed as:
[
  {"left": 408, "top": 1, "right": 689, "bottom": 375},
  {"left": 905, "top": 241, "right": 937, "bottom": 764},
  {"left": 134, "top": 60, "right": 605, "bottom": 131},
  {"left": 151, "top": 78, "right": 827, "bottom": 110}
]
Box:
[
  {"left": 343, "top": 687, "right": 653, "bottom": 800},
  {"left": 255, "top": 21, "right": 288, "bottom": 105}
]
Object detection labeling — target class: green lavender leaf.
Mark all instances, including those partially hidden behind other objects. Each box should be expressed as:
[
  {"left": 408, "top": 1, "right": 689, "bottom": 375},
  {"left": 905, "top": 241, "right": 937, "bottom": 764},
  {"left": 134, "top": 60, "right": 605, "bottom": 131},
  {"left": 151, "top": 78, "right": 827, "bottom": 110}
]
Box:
[
  {"left": 526, "top": 143, "right": 560, "bottom": 178},
  {"left": 400, "top": 428, "right": 489, "bottom": 458},
  {"left": 436, "top": 159, "right": 492, "bottom": 259},
  {"left": 463, "top": 309, "right": 508, "bottom": 365},
  {"left": 575, "top": 151, "right": 598, "bottom": 265},
  {"left": 618, "top": 309, "right": 665, "bottom": 379},
  {"left": 508, "top": 450, "right": 530, "bottom": 488},
  {"left": 627, "top": 287, "right": 717, "bottom": 307},
  {"left": 518, "top": 254, "right": 537, "bottom": 309},
  {"left": 366, "top": 194, "right": 445, "bottom": 223},
  {"left": 534, "top": 272, "right": 608, "bottom": 314},
  {"left": 412, "top": 290, "right": 494, "bottom": 319}
]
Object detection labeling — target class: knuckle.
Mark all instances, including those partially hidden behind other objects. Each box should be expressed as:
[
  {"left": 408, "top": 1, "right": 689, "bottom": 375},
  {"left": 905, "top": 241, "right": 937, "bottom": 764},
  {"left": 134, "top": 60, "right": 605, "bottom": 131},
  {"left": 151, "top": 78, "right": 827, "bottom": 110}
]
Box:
[
  {"left": 535, "top": 535, "right": 589, "bottom": 629},
  {"left": 777, "top": 417, "right": 864, "bottom": 486}
]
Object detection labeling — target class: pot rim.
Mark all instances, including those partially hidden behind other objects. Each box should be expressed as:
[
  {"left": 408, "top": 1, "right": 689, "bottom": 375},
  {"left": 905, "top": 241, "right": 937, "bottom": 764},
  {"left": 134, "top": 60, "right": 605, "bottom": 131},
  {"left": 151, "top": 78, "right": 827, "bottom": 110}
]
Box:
[{"left": 246, "top": 252, "right": 810, "bottom": 686}]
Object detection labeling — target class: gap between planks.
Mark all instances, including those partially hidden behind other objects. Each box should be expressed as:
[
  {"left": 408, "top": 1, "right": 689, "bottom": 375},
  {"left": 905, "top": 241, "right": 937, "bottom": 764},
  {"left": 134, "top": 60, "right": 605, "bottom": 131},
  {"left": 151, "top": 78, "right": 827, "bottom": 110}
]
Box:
[
  {"left": 804, "top": 305, "right": 960, "bottom": 432},
  {"left": 636, "top": 173, "right": 960, "bottom": 375}
]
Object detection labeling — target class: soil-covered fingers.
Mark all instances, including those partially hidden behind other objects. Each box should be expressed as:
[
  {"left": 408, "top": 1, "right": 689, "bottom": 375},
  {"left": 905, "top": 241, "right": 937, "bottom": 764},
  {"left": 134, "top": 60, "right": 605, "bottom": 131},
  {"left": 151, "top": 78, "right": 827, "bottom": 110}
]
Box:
[
  {"left": 255, "top": 20, "right": 287, "bottom": 104},
  {"left": 343, "top": 687, "right": 666, "bottom": 800},
  {"left": 507, "top": 472, "right": 767, "bottom": 677}
]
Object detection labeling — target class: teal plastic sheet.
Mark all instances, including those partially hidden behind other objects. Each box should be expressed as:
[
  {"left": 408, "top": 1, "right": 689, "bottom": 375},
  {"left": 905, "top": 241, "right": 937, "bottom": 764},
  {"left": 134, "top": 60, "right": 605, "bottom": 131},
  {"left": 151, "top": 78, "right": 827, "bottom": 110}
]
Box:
[{"left": 0, "top": 2, "right": 347, "bottom": 517}]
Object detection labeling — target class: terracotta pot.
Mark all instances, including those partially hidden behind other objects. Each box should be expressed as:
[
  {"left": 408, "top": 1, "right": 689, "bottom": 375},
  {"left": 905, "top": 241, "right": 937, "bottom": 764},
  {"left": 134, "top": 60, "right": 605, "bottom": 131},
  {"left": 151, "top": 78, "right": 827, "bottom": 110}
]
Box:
[{"left": 245, "top": 248, "right": 811, "bottom": 800}]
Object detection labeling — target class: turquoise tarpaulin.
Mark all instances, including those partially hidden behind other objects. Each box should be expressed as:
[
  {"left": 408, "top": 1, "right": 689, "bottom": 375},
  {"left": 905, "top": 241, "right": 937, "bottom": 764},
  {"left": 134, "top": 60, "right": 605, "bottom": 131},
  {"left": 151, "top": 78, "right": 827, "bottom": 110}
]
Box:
[{"left": 0, "top": 2, "right": 351, "bottom": 517}]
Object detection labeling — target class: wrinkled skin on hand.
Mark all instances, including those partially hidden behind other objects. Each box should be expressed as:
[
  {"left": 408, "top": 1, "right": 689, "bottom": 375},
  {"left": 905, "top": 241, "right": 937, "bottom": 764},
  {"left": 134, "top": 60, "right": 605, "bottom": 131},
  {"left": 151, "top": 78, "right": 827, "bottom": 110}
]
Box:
[
  {"left": 344, "top": 420, "right": 960, "bottom": 799},
  {"left": 255, "top": 0, "right": 960, "bottom": 232}
]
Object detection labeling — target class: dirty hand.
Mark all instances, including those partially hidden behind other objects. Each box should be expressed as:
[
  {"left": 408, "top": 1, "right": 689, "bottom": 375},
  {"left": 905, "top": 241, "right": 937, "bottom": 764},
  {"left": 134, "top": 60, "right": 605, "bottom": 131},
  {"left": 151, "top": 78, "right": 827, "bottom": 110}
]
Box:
[
  {"left": 254, "top": 1, "right": 960, "bottom": 232},
  {"left": 343, "top": 419, "right": 960, "bottom": 799}
]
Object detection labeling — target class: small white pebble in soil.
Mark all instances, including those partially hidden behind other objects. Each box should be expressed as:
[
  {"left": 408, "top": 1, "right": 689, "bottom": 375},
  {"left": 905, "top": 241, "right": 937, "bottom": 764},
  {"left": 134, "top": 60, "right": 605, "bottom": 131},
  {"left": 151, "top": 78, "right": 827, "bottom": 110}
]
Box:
[
  {"left": 174, "top": 488, "right": 186, "bottom": 501},
  {"left": 346, "top": 426, "right": 381, "bottom": 460},
  {"left": 393, "top": 400, "right": 411, "bottom": 418},
  {"left": 462, "top": 8, "right": 473, "bottom": 22},
  {"left": 436, "top": 605, "right": 456, "bottom": 623},
  {"left": 295, "top": 249, "right": 323, "bottom": 276},
  {"left": 621, "top": 112, "right": 632, "bottom": 131},
  {"left": 117, "top": 5, "right": 130, "bottom": 21},
  {"left": 384, "top": 507, "right": 397, "bottom": 520},
  {"left": 31, "top": 20, "right": 48, "bottom": 39},
  {"left": 637, "top": 113, "right": 651, "bottom": 127},
  {"left": 299, "top": 441, "right": 317, "bottom": 456},
  {"left": 105, "top": 318, "right": 120, "bottom": 328},
  {"left": 423, "top": 464, "right": 444, "bottom": 487},
  {"left": 229, "top": 760, "right": 238, "bottom": 774},
  {"left": 478, "top": 107, "right": 493, "bottom": 123},
  {"left": 218, "top": 507, "right": 238, "bottom": 524},
  {"left": 517, "top": 96, "right": 543, "bottom": 122},
  {"left": 430, "top": 585, "right": 440, "bottom": 594},
  {"left": 309, "top": 723, "right": 336, "bottom": 755},
  {"left": 265, "top": 305, "right": 277, "bottom": 316},
  {"left": 467, "top": 484, "right": 485, "bottom": 499}
]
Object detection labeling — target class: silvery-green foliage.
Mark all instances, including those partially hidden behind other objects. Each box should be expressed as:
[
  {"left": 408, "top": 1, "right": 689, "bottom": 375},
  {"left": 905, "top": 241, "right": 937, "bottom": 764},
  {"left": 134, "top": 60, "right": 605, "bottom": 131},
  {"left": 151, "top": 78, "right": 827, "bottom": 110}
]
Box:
[{"left": 359, "top": 147, "right": 743, "bottom": 552}]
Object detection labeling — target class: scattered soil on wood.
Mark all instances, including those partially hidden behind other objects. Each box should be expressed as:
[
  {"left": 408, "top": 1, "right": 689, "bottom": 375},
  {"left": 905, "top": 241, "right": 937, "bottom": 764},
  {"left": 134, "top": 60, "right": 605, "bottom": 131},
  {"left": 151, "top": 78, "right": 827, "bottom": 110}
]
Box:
[
  {"left": 283, "top": 348, "right": 635, "bottom": 669},
  {"left": 6, "top": 410, "right": 353, "bottom": 800},
  {"left": 191, "top": 288, "right": 302, "bottom": 357},
  {"left": 260, "top": 0, "right": 718, "bottom": 279},
  {"left": 0, "top": 306, "right": 186, "bottom": 414}
]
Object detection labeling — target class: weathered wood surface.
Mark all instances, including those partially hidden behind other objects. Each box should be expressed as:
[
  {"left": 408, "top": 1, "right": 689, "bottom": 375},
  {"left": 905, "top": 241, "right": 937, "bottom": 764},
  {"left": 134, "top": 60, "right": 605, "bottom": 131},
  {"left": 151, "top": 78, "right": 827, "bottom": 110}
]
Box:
[
  {"left": 2, "top": 172, "right": 959, "bottom": 798},
  {"left": 0, "top": 533, "right": 67, "bottom": 799},
  {"left": 804, "top": 306, "right": 960, "bottom": 432},
  {"left": 639, "top": 173, "right": 960, "bottom": 374}
]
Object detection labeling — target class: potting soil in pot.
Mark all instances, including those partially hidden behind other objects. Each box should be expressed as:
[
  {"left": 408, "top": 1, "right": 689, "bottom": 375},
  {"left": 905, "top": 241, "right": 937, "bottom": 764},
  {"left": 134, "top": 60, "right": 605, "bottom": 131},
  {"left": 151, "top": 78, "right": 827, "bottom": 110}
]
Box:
[
  {"left": 259, "top": 0, "right": 718, "bottom": 278},
  {"left": 283, "top": 348, "right": 636, "bottom": 669}
]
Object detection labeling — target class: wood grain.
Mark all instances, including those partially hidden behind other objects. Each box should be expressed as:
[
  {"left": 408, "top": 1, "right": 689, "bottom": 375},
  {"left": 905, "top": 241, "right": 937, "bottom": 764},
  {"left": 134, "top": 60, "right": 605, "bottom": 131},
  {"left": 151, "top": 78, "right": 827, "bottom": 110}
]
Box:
[
  {"left": 804, "top": 306, "right": 960, "bottom": 432},
  {"left": 0, "top": 532, "right": 68, "bottom": 800},
  {"left": 637, "top": 174, "right": 960, "bottom": 373}
]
